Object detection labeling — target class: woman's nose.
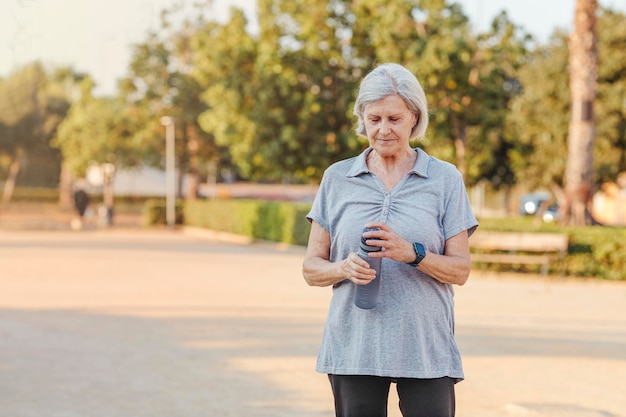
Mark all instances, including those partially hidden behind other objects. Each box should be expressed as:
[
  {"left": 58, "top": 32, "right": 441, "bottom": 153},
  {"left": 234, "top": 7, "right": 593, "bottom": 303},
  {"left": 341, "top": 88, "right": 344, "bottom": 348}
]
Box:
[{"left": 380, "top": 119, "right": 391, "bottom": 134}]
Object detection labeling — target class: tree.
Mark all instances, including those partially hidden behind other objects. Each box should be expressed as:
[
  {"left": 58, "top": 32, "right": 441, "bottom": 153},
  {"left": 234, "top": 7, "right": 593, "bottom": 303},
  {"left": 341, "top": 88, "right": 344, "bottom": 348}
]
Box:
[
  {"left": 347, "top": 0, "right": 529, "bottom": 187},
  {"left": 507, "top": 34, "right": 571, "bottom": 194},
  {"left": 190, "top": 0, "right": 536, "bottom": 185},
  {"left": 506, "top": 7, "right": 626, "bottom": 214},
  {"left": 561, "top": 0, "right": 598, "bottom": 226},
  {"left": 119, "top": 2, "right": 215, "bottom": 199},
  {"left": 192, "top": 8, "right": 258, "bottom": 181},
  {"left": 467, "top": 11, "right": 533, "bottom": 189},
  {"left": 193, "top": 1, "right": 362, "bottom": 182},
  {"left": 0, "top": 63, "right": 73, "bottom": 206},
  {"left": 0, "top": 64, "right": 46, "bottom": 207},
  {"left": 252, "top": 0, "right": 361, "bottom": 181},
  {"left": 53, "top": 77, "right": 135, "bottom": 223}
]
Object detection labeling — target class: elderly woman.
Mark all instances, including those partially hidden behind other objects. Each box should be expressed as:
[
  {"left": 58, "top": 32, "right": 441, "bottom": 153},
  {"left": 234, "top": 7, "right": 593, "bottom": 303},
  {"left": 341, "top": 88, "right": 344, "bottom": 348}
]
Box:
[{"left": 302, "top": 63, "right": 478, "bottom": 417}]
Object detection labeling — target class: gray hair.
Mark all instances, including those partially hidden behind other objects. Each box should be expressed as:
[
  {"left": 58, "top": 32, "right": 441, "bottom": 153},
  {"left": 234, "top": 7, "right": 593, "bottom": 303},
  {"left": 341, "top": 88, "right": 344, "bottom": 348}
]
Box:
[{"left": 353, "top": 63, "right": 429, "bottom": 140}]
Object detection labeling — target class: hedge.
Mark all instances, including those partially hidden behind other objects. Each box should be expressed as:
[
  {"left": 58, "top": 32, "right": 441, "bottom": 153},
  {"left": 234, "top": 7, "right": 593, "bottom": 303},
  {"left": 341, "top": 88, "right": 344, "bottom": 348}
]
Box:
[
  {"left": 6, "top": 187, "right": 163, "bottom": 205},
  {"left": 144, "top": 198, "right": 626, "bottom": 280},
  {"left": 6, "top": 187, "right": 59, "bottom": 203},
  {"left": 183, "top": 199, "right": 312, "bottom": 246},
  {"left": 477, "top": 217, "right": 626, "bottom": 280},
  {"left": 143, "top": 199, "right": 185, "bottom": 226}
]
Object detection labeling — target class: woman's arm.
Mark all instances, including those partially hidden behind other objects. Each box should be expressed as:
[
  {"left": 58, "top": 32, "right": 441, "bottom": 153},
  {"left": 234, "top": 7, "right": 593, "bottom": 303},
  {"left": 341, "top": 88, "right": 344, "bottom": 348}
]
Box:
[
  {"left": 363, "top": 222, "right": 471, "bottom": 286},
  {"left": 412, "top": 231, "right": 471, "bottom": 286},
  {"left": 302, "top": 221, "right": 376, "bottom": 287}
]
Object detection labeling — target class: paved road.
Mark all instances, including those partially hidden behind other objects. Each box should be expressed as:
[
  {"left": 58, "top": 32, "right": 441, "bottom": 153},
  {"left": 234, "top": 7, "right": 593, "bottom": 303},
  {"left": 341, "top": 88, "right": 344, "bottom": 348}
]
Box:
[{"left": 0, "top": 228, "right": 625, "bottom": 417}]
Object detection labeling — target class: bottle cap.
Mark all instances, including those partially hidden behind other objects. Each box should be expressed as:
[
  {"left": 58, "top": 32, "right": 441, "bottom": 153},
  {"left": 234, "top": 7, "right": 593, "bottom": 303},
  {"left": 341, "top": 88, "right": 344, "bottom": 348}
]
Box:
[{"left": 360, "top": 227, "right": 382, "bottom": 253}]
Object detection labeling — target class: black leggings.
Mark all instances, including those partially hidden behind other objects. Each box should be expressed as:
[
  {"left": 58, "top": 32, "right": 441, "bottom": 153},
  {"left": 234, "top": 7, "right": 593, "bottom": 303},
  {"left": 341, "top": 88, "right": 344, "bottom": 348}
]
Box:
[{"left": 328, "top": 374, "right": 456, "bottom": 417}]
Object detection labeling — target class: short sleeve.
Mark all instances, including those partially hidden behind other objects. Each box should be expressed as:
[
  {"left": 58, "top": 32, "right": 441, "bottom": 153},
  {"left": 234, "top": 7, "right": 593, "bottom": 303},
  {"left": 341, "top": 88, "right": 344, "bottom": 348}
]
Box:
[
  {"left": 306, "top": 170, "right": 332, "bottom": 233},
  {"left": 442, "top": 174, "right": 478, "bottom": 240}
]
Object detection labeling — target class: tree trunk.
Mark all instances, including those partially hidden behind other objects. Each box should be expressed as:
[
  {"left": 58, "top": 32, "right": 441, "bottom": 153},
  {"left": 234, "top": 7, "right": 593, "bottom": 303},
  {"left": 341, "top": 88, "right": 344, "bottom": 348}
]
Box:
[
  {"left": 560, "top": 0, "right": 598, "bottom": 226},
  {"left": 185, "top": 124, "right": 201, "bottom": 201},
  {"left": 1, "top": 148, "right": 25, "bottom": 208},
  {"left": 58, "top": 162, "right": 74, "bottom": 209}
]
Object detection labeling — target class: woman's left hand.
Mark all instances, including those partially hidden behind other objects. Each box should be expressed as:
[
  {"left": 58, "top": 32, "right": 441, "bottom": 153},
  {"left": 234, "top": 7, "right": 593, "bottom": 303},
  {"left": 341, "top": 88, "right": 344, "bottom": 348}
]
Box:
[
  {"left": 363, "top": 221, "right": 472, "bottom": 286},
  {"left": 362, "top": 222, "right": 415, "bottom": 264}
]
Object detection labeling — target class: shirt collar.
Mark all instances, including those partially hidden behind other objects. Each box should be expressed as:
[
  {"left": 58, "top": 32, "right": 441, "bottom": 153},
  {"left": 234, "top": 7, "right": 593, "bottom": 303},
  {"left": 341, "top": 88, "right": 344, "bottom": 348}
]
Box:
[{"left": 346, "top": 147, "right": 430, "bottom": 178}]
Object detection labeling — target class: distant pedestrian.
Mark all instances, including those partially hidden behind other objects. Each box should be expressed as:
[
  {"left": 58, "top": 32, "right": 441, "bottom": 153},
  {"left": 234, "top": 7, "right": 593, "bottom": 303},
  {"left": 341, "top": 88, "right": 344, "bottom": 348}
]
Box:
[{"left": 72, "top": 182, "right": 90, "bottom": 230}]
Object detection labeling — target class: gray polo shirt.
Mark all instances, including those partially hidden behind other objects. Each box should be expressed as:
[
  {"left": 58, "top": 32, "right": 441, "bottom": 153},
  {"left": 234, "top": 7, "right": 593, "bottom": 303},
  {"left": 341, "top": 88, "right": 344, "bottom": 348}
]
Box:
[{"left": 307, "top": 147, "right": 478, "bottom": 381}]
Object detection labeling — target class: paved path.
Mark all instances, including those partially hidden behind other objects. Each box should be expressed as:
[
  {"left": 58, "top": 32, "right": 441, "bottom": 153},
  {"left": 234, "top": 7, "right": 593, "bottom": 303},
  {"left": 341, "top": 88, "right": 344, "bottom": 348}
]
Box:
[{"left": 0, "top": 228, "right": 625, "bottom": 417}]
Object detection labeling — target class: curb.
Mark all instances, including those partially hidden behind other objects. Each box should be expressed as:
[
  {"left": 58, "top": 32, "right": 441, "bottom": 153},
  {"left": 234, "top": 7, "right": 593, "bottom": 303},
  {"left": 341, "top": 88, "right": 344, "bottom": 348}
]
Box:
[{"left": 181, "top": 226, "right": 307, "bottom": 254}]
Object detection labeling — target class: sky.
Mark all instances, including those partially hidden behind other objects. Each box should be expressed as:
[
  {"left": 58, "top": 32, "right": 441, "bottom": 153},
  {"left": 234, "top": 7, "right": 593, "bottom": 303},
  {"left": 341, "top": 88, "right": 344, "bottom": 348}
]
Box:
[{"left": 2, "top": 0, "right": 626, "bottom": 96}]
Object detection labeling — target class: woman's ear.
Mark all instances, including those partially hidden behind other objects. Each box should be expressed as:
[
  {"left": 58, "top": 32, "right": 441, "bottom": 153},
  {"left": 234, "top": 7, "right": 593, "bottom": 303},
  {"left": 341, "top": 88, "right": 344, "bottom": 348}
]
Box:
[{"left": 413, "top": 112, "right": 420, "bottom": 127}]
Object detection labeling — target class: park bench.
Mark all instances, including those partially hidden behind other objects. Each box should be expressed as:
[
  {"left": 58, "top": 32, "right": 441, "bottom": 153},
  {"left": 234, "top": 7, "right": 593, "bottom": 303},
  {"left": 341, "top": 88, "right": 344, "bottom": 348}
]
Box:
[{"left": 470, "top": 231, "right": 569, "bottom": 277}]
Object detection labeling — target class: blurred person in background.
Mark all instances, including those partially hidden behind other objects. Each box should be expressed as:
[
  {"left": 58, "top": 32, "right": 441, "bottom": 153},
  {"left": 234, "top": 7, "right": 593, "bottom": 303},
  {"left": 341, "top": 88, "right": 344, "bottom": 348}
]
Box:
[{"left": 72, "top": 180, "right": 90, "bottom": 230}]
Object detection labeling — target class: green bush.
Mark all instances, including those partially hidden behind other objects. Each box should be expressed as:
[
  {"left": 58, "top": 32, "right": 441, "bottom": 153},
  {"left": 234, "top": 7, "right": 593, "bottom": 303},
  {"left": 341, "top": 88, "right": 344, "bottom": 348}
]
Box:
[
  {"left": 144, "top": 197, "right": 626, "bottom": 281},
  {"left": 565, "top": 226, "right": 626, "bottom": 280},
  {"left": 143, "top": 199, "right": 185, "bottom": 225},
  {"left": 183, "top": 198, "right": 312, "bottom": 246},
  {"left": 7, "top": 187, "right": 161, "bottom": 205},
  {"left": 477, "top": 217, "right": 626, "bottom": 280},
  {"left": 7, "top": 187, "right": 59, "bottom": 202}
]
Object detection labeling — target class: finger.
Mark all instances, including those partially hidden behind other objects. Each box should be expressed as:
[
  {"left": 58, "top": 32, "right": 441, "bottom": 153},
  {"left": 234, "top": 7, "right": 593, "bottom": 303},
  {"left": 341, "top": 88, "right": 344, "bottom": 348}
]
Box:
[
  {"left": 352, "top": 253, "right": 373, "bottom": 269},
  {"left": 350, "top": 272, "right": 376, "bottom": 285},
  {"left": 344, "top": 254, "right": 372, "bottom": 279},
  {"left": 365, "top": 221, "right": 387, "bottom": 230}
]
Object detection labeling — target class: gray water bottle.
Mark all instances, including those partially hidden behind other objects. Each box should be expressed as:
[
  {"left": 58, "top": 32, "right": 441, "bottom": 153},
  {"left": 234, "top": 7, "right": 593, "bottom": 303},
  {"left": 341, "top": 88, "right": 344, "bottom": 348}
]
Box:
[{"left": 354, "top": 227, "right": 382, "bottom": 309}]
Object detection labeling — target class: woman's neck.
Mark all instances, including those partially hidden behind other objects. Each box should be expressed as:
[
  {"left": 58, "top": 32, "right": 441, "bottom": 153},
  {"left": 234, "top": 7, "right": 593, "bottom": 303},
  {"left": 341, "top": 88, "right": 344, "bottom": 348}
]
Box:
[
  {"left": 366, "top": 148, "right": 417, "bottom": 191},
  {"left": 367, "top": 148, "right": 416, "bottom": 174}
]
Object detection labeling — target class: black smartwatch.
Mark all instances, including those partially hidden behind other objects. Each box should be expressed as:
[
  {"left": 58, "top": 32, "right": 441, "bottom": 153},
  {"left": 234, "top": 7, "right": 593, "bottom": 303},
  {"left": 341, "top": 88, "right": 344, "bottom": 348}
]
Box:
[{"left": 407, "top": 242, "right": 426, "bottom": 267}]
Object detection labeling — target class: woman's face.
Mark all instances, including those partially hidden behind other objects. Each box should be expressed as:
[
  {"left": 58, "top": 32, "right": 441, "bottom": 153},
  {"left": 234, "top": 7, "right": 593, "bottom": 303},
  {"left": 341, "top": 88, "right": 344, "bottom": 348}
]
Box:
[{"left": 363, "top": 94, "right": 417, "bottom": 157}]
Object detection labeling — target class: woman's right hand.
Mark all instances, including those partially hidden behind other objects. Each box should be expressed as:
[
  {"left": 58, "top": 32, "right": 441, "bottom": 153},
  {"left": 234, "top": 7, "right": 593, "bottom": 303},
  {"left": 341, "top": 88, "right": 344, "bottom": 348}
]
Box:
[
  {"left": 341, "top": 252, "right": 377, "bottom": 285},
  {"left": 304, "top": 221, "right": 376, "bottom": 287}
]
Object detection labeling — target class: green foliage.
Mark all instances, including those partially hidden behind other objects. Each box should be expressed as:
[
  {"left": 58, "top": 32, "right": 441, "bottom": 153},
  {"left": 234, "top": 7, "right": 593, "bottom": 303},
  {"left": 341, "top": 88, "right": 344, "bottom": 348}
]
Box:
[
  {"left": 595, "top": 8, "right": 626, "bottom": 182},
  {"left": 507, "top": 7, "right": 626, "bottom": 190},
  {"left": 192, "top": 10, "right": 258, "bottom": 179},
  {"left": 156, "top": 194, "right": 626, "bottom": 281},
  {"left": 182, "top": 199, "right": 312, "bottom": 246},
  {"left": 119, "top": 4, "right": 217, "bottom": 194},
  {"left": 13, "top": 151, "right": 61, "bottom": 187},
  {"left": 53, "top": 81, "right": 135, "bottom": 176},
  {"left": 565, "top": 226, "right": 626, "bottom": 280},
  {"left": 0, "top": 63, "right": 74, "bottom": 190},
  {"left": 4, "top": 187, "right": 59, "bottom": 203},
  {"left": 142, "top": 199, "right": 185, "bottom": 225},
  {"left": 5, "top": 187, "right": 157, "bottom": 205},
  {"left": 187, "top": 0, "right": 536, "bottom": 184},
  {"left": 193, "top": 1, "right": 361, "bottom": 182},
  {"left": 477, "top": 216, "right": 626, "bottom": 280},
  {"left": 0, "top": 63, "right": 50, "bottom": 151},
  {"left": 4, "top": 1, "right": 626, "bottom": 208},
  {"left": 465, "top": 11, "right": 533, "bottom": 188}
]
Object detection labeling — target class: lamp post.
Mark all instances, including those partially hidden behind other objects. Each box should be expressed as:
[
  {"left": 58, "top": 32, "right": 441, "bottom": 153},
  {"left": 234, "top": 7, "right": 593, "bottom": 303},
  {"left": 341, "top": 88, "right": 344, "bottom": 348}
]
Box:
[{"left": 160, "top": 116, "right": 176, "bottom": 229}]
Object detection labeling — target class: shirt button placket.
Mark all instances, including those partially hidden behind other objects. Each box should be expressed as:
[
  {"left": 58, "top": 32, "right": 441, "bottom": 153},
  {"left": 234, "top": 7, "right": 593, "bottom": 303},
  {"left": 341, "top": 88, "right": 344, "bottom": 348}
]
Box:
[{"left": 382, "top": 193, "right": 391, "bottom": 221}]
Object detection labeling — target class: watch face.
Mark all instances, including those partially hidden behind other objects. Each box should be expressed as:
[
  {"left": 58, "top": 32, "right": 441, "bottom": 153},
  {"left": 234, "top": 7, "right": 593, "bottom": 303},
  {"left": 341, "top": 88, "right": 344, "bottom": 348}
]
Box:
[
  {"left": 409, "top": 242, "right": 425, "bottom": 266},
  {"left": 414, "top": 242, "right": 425, "bottom": 257}
]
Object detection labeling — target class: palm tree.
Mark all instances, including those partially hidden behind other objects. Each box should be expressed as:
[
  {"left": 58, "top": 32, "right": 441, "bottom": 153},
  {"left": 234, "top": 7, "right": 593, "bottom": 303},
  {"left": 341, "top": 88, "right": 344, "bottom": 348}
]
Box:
[{"left": 560, "top": 0, "right": 598, "bottom": 225}]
